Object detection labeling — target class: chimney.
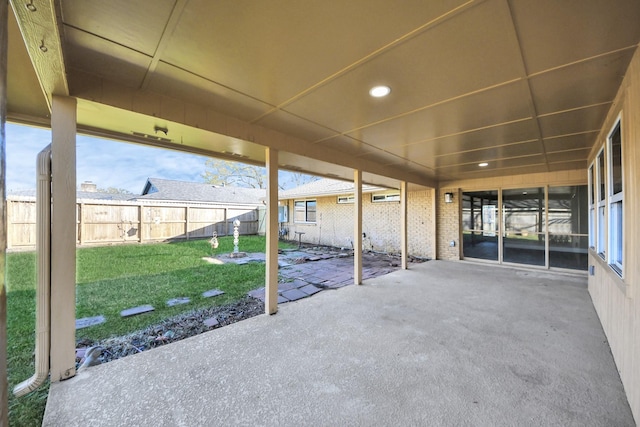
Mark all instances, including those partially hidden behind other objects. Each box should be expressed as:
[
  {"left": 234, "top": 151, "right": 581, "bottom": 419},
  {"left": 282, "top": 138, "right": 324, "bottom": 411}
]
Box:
[{"left": 81, "top": 181, "right": 97, "bottom": 192}]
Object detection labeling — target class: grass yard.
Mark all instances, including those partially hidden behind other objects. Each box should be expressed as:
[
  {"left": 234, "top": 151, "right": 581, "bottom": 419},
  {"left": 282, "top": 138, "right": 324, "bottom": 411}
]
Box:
[{"left": 7, "top": 236, "right": 293, "bottom": 426}]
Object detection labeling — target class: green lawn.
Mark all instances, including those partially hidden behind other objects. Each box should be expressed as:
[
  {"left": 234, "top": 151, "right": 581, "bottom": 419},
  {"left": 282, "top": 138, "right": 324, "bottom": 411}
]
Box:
[{"left": 7, "top": 236, "right": 292, "bottom": 426}]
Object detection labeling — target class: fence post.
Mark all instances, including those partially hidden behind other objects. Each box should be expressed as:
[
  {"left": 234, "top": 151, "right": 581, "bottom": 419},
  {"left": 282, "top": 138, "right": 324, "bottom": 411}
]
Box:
[
  {"left": 139, "top": 205, "right": 144, "bottom": 243},
  {"left": 185, "top": 206, "right": 190, "bottom": 240},
  {"left": 224, "top": 208, "right": 228, "bottom": 236},
  {"left": 78, "top": 202, "right": 84, "bottom": 245}
]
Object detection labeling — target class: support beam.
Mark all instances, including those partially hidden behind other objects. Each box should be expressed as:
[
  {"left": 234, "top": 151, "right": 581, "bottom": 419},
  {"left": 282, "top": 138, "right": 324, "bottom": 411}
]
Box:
[
  {"left": 354, "top": 170, "right": 362, "bottom": 285},
  {"left": 400, "top": 181, "right": 408, "bottom": 270},
  {"left": 50, "top": 96, "right": 76, "bottom": 382},
  {"left": 265, "top": 148, "right": 278, "bottom": 315},
  {"left": 0, "top": 0, "right": 9, "bottom": 422}
]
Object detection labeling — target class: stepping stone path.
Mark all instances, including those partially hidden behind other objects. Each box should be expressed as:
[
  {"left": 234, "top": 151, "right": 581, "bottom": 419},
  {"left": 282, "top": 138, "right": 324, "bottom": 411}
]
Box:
[
  {"left": 121, "top": 305, "right": 154, "bottom": 318},
  {"left": 166, "top": 297, "right": 190, "bottom": 307},
  {"left": 202, "top": 289, "right": 224, "bottom": 298},
  {"left": 76, "top": 315, "right": 106, "bottom": 330},
  {"left": 203, "top": 317, "right": 219, "bottom": 328}
]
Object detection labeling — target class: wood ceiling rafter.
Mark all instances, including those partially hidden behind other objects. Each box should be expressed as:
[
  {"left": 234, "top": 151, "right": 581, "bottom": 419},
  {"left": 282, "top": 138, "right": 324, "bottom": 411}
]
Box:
[{"left": 10, "top": 0, "right": 68, "bottom": 111}]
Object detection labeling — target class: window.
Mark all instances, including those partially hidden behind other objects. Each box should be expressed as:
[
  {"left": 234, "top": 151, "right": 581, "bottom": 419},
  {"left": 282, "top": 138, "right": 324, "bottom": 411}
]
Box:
[
  {"left": 596, "top": 148, "right": 606, "bottom": 258},
  {"left": 608, "top": 121, "right": 623, "bottom": 274},
  {"left": 294, "top": 200, "right": 316, "bottom": 223},
  {"left": 337, "top": 196, "right": 354, "bottom": 204},
  {"left": 588, "top": 164, "right": 595, "bottom": 249},
  {"left": 372, "top": 193, "right": 400, "bottom": 202}
]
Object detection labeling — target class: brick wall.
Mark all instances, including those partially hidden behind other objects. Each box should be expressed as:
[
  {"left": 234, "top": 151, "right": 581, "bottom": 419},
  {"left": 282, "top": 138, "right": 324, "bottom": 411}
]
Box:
[
  {"left": 436, "top": 188, "right": 461, "bottom": 260},
  {"left": 283, "top": 190, "right": 434, "bottom": 257}
]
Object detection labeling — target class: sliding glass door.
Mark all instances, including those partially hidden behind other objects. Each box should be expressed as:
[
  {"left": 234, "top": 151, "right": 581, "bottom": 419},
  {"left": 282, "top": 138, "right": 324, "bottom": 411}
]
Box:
[
  {"left": 462, "top": 191, "right": 499, "bottom": 261},
  {"left": 462, "top": 186, "right": 587, "bottom": 271},
  {"left": 502, "top": 188, "right": 545, "bottom": 266}
]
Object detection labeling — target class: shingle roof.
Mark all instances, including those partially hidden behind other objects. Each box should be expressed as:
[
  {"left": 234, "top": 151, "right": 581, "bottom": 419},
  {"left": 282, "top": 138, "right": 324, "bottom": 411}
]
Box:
[
  {"left": 279, "top": 178, "right": 386, "bottom": 199},
  {"left": 137, "top": 178, "right": 265, "bottom": 205}
]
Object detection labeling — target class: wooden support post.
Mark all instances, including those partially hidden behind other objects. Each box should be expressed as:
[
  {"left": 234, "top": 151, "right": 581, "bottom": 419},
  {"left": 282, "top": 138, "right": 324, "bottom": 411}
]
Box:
[
  {"left": 0, "top": 0, "right": 9, "bottom": 421},
  {"left": 400, "top": 181, "right": 408, "bottom": 270},
  {"left": 50, "top": 96, "right": 77, "bottom": 382},
  {"left": 265, "top": 148, "right": 279, "bottom": 314},
  {"left": 354, "top": 170, "right": 362, "bottom": 285},
  {"left": 430, "top": 188, "right": 437, "bottom": 260}
]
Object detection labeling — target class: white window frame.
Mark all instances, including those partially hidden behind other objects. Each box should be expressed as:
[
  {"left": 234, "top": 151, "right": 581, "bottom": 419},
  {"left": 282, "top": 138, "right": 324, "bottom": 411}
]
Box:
[
  {"left": 294, "top": 199, "right": 317, "bottom": 223},
  {"left": 607, "top": 119, "right": 623, "bottom": 276},
  {"left": 372, "top": 193, "right": 400, "bottom": 203},
  {"left": 588, "top": 163, "right": 595, "bottom": 249},
  {"left": 337, "top": 195, "right": 354, "bottom": 204},
  {"left": 595, "top": 148, "right": 606, "bottom": 259}
]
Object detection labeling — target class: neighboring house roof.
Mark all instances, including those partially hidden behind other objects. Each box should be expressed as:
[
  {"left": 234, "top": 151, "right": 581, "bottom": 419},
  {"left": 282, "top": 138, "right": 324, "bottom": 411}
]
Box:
[
  {"left": 137, "top": 178, "right": 265, "bottom": 205},
  {"left": 279, "top": 178, "right": 390, "bottom": 200}
]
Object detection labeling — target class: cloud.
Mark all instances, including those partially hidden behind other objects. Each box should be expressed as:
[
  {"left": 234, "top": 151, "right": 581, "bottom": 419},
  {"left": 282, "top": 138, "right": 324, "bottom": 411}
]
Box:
[
  {"left": 6, "top": 123, "right": 210, "bottom": 194},
  {"left": 5, "top": 123, "right": 316, "bottom": 195}
]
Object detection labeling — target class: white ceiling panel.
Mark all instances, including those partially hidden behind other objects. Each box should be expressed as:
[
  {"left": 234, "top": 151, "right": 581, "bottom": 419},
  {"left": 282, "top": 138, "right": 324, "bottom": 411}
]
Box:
[
  {"left": 347, "top": 80, "right": 533, "bottom": 148},
  {"left": 510, "top": 0, "right": 640, "bottom": 74},
  {"left": 61, "top": 0, "right": 175, "bottom": 56},
  {"left": 283, "top": 0, "right": 524, "bottom": 133}
]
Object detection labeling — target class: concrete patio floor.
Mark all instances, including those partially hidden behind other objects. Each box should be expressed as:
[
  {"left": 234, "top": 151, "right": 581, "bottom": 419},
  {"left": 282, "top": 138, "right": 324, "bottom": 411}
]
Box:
[{"left": 44, "top": 261, "right": 634, "bottom": 426}]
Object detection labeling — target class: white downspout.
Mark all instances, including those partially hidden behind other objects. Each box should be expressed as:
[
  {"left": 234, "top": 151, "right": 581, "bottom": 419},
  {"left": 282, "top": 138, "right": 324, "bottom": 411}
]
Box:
[{"left": 13, "top": 144, "right": 52, "bottom": 397}]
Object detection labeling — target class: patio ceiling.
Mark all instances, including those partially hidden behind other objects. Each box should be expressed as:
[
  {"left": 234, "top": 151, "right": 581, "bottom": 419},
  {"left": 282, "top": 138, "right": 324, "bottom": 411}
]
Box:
[{"left": 6, "top": 0, "right": 640, "bottom": 188}]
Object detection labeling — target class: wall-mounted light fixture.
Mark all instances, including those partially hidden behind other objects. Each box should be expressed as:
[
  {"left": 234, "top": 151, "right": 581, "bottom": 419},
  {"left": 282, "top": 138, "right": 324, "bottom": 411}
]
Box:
[{"left": 444, "top": 192, "right": 454, "bottom": 203}]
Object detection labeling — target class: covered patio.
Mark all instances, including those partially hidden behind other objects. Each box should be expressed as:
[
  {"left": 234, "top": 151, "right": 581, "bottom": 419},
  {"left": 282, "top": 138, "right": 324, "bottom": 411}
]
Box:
[
  {"left": 44, "top": 262, "right": 633, "bottom": 426},
  {"left": 3, "top": 0, "right": 640, "bottom": 424}
]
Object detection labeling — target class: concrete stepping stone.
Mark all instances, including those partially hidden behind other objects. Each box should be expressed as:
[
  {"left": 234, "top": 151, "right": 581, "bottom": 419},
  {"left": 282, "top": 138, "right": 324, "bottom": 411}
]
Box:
[
  {"left": 75, "top": 315, "right": 106, "bottom": 330},
  {"left": 203, "top": 317, "right": 219, "bottom": 328},
  {"left": 278, "top": 295, "right": 289, "bottom": 304},
  {"left": 120, "top": 305, "right": 154, "bottom": 318},
  {"left": 280, "top": 288, "right": 307, "bottom": 302},
  {"left": 202, "top": 289, "right": 225, "bottom": 298},
  {"left": 167, "top": 297, "right": 190, "bottom": 307},
  {"left": 248, "top": 287, "right": 265, "bottom": 299},
  {"left": 278, "top": 280, "right": 305, "bottom": 292},
  {"left": 299, "top": 284, "right": 321, "bottom": 296}
]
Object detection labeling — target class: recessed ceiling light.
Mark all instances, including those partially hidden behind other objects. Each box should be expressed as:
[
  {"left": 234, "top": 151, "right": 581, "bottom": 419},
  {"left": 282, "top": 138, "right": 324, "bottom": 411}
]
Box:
[
  {"left": 478, "top": 162, "right": 488, "bottom": 167},
  {"left": 369, "top": 85, "right": 391, "bottom": 98}
]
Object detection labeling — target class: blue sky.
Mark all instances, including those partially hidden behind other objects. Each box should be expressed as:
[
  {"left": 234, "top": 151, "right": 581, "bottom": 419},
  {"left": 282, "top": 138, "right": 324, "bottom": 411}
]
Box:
[{"left": 6, "top": 123, "right": 217, "bottom": 194}]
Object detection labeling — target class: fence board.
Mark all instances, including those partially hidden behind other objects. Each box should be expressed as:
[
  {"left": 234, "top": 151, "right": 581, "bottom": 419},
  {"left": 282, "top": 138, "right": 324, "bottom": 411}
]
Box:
[{"left": 6, "top": 197, "right": 260, "bottom": 249}]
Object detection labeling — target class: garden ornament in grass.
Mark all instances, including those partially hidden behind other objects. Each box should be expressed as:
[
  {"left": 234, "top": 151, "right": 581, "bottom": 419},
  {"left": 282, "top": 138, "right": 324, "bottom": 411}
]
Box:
[{"left": 210, "top": 232, "right": 219, "bottom": 255}]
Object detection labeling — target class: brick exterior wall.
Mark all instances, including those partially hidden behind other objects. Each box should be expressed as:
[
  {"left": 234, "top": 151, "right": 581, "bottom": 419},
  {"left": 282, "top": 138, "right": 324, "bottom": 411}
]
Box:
[
  {"left": 282, "top": 190, "right": 434, "bottom": 257},
  {"left": 436, "top": 188, "right": 461, "bottom": 260}
]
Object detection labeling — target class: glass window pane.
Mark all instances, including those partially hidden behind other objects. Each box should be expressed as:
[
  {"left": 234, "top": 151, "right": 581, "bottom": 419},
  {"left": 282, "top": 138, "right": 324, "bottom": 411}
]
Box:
[
  {"left": 597, "top": 205, "right": 606, "bottom": 256},
  {"left": 503, "top": 234, "right": 545, "bottom": 266},
  {"left": 589, "top": 166, "right": 595, "bottom": 204},
  {"left": 610, "top": 124, "right": 622, "bottom": 195},
  {"left": 598, "top": 151, "right": 606, "bottom": 202},
  {"left": 548, "top": 186, "right": 588, "bottom": 235},
  {"left": 462, "top": 191, "right": 498, "bottom": 261},
  {"left": 502, "top": 188, "right": 545, "bottom": 267},
  {"left": 549, "top": 235, "right": 588, "bottom": 270},
  {"left": 306, "top": 201, "right": 316, "bottom": 222},
  {"left": 502, "top": 188, "right": 544, "bottom": 234},
  {"left": 610, "top": 201, "right": 623, "bottom": 268},
  {"left": 294, "top": 201, "right": 306, "bottom": 222}
]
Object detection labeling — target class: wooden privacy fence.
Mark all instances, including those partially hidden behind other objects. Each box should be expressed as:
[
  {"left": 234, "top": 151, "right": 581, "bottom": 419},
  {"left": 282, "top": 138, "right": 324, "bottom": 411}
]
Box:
[{"left": 7, "top": 197, "right": 260, "bottom": 249}]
